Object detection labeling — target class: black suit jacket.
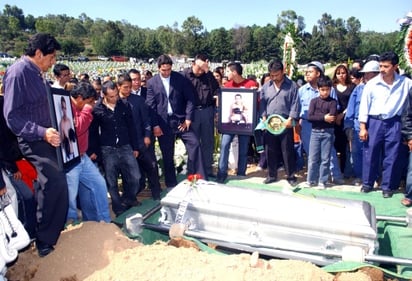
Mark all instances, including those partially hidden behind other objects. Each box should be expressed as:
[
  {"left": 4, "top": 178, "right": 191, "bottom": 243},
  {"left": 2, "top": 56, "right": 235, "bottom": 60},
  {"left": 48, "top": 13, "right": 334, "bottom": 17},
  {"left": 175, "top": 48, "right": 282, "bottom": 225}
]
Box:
[
  {"left": 146, "top": 71, "right": 195, "bottom": 134},
  {"left": 140, "top": 87, "right": 147, "bottom": 100}
]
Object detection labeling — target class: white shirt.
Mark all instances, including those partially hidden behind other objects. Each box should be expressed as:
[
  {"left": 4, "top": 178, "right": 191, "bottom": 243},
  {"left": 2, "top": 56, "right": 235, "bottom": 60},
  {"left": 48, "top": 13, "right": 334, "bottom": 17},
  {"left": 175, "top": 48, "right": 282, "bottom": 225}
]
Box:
[
  {"left": 358, "top": 74, "right": 412, "bottom": 122},
  {"left": 161, "top": 76, "right": 173, "bottom": 114}
]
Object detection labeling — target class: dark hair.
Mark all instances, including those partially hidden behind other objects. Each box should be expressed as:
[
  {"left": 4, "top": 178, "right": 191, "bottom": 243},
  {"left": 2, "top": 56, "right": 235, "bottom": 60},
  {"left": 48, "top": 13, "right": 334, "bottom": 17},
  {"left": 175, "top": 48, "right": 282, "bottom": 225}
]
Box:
[
  {"left": 157, "top": 54, "right": 173, "bottom": 67},
  {"left": 195, "top": 54, "right": 208, "bottom": 62},
  {"left": 80, "top": 73, "right": 89, "bottom": 82},
  {"left": 214, "top": 66, "right": 224, "bottom": 75},
  {"left": 102, "top": 80, "right": 117, "bottom": 95},
  {"left": 352, "top": 59, "right": 364, "bottom": 69},
  {"left": 24, "top": 33, "right": 61, "bottom": 56},
  {"left": 332, "top": 64, "right": 351, "bottom": 86},
  {"left": 317, "top": 76, "right": 333, "bottom": 88},
  {"left": 69, "top": 77, "right": 79, "bottom": 84},
  {"left": 70, "top": 81, "right": 98, "bottom": 100},
  {"left": 142, "top": 70, "right": 153, "bottom": 77},
  {"left": 117, "top": 73, "right": 132, "bottom": 86},
  {"left": 365, "top": 54, "right": 380, "bottom": 62},
  {"left": 227, "top": 62, "right": 243, "bottom": 76},
  {"left": 53, "top": 63, "right": 70, "bottom": 76},
  {"left": 128, "top": 68, "right": 140, "bottom": 75},
  {"left": 379, "top": 51, "right": 399, "bottom": 65},
  {"left": 260, "top": 73, "right": 270, "bottom": 86},
  {"left": 60, "top": 96, "right": 66, "bottom": 107},
  {"left": 350, "top": 68, "right": 363, "bottom": 79},
  {"left": 268, "top": 60, "right": 284, "bottom": 72},
  {"left": 247, "top": 74, "right": 257, "bottom": 81}
]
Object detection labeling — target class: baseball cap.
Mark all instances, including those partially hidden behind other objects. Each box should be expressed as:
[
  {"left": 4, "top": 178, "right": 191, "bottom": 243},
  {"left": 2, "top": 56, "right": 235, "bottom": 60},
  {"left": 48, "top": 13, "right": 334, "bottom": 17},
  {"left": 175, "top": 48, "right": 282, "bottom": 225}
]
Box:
[
  {"left": 359, "top": 61, "right": 380, "bottom": 73},
  {"left": 308, "top": 61, "right": 325, "bottom": 74}
]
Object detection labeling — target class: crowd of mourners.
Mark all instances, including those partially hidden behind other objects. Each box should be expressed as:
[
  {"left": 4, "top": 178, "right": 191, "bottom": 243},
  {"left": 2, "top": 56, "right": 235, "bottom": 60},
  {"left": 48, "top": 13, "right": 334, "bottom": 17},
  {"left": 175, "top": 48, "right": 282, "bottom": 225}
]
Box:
[{"left": 0, "top": 33, "right": 412, "bottom": 261}]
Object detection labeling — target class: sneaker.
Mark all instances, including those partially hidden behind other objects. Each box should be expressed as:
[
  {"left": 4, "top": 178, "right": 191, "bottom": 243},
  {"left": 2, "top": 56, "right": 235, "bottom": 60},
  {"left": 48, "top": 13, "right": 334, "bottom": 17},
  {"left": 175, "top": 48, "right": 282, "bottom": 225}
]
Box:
[
  {"left": 255, "top": 166, "right": 263, "bottom": 172},
  {"left": 301, "top": 181, "right": 316, "bottom": 188},
  {"left": 315, "top": 183, "right": 326, "bottom": 190}
]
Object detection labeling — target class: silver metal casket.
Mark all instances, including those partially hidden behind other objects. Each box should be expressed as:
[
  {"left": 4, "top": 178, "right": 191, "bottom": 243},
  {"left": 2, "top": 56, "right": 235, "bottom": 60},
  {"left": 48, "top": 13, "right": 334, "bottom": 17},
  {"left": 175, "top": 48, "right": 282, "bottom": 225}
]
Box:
[{"left": 159, "top": 180, "right": 378, "bottom": 265}]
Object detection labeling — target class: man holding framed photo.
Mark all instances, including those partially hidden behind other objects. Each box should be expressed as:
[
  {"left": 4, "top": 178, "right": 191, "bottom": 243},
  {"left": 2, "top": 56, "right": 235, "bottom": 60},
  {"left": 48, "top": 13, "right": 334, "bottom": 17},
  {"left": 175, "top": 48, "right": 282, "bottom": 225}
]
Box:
[
  {"left": 3, "top": 33, "right": 68, "bottom": 257},
  {"left": 216, "top": 62, "right": 258, "bottom": 183}
]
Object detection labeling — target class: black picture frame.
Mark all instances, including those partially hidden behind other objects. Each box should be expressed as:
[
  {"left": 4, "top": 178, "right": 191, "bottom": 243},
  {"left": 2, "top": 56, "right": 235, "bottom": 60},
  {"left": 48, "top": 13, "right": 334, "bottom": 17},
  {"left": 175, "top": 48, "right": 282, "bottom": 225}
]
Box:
[
  {"left": 218, "top": 88, "right": 257, "bottom": 136},
  {"left": 48, "top": 87, "right": 80, "bottom": 172}
]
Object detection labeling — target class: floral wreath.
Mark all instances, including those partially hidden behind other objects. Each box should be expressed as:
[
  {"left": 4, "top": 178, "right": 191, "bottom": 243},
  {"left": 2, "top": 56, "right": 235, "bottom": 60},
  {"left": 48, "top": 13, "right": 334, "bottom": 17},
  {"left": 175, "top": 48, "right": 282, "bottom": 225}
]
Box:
[
  {"left": 400, "top": 12, "right": 412, "bottom": 68},
  {"left": 405, "top": 24, "right": 412, "bottom": 68}
]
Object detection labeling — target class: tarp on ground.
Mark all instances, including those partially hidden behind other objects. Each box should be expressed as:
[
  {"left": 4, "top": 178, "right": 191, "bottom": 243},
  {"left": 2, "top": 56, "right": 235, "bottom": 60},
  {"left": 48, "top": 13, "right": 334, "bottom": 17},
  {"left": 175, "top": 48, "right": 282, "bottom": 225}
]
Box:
[{"left": 114, "top": 177, "right": 412, "bottom": 279}]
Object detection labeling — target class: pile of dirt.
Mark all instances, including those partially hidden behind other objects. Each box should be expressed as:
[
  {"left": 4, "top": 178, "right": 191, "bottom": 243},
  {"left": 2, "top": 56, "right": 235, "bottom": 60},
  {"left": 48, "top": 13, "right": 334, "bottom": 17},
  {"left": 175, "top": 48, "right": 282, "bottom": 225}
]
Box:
[{"left": 5, "top": 222, "right": 390, "bottom": 281}]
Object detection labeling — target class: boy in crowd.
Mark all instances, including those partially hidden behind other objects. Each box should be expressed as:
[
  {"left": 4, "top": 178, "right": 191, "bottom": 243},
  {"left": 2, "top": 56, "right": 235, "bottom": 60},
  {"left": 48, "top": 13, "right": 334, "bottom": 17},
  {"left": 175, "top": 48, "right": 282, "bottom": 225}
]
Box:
[{"left": 306, "top": 76, "right": 337, "bottom": 188}]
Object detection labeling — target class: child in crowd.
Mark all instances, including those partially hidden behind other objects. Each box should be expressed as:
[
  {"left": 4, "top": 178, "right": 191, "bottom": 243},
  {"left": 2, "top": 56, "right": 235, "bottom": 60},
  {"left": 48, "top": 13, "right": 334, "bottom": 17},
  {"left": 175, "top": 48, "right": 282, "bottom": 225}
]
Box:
[{"left": 306, "top": 76, "right": 337, "bottom": 188}]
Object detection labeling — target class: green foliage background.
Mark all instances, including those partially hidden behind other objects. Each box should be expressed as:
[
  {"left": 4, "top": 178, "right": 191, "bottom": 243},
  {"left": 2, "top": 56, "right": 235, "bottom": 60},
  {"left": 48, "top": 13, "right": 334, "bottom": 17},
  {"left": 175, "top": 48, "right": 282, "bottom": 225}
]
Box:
[{"left": 0, "top": 5, "right": 406, "bottom": 67}]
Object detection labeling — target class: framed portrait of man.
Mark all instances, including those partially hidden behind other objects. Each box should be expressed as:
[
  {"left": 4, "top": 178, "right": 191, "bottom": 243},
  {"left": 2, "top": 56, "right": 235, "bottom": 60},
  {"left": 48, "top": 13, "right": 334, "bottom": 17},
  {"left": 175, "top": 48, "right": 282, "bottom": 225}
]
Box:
[
  {"left": 48, "top": 87, "right": 80, "bottom": 171},
  {"left": 218, "top": 88, "right": 257, "bottom": 135}
]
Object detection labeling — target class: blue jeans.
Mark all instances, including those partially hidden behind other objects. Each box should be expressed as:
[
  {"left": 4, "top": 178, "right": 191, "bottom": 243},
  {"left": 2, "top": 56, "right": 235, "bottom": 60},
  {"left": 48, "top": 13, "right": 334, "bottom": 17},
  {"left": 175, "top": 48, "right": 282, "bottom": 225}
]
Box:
[
  {"left": 101, "top": 145, "right": 141, "bottom": 215},
  {"left": 405, "top": 151, "right": 412, "bottom": 200},
  {"left": 218, "top": 134, "right": 250, "bottom": 177},
  {"left": 307, "top": 128, "right": 334, "bottom": 184},
  {"left": 294, "top": 142, "right": 304, "bottom": 172},
  {"left": 301, "top": 119, "right": 343, "bottom": 181},
  {"left": 66, "top": 155, "right": 111, "bottom": 222},
  {"left": 351, "top": 129, "right": 363, "bottom": 179}
]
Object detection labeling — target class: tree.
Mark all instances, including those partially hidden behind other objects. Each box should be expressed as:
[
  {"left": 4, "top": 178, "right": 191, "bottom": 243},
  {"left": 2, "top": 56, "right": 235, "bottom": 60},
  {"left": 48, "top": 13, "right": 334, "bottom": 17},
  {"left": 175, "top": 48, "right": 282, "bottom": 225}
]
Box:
[
  {"left": 208, "top": 27, "right": 233, "bottom": 62},
  {"left": 3, "top": 4, "right": 25, "bottom": 29},
  {"left": 181, "top": 16, "right": 205, "bottom": 56},
  {"left": 231, "top": 26, "right": 251, "bottom": 61},
  {"left": 60, "top": 38, "right": 85, "bottom": 55},
  {"left": 276, "top": 10, "right": 305, "bottom": 35},
  {"left": 24, "top": 14, "right": 36, "bottom": 31},
  {"left": 35, "top": 17, "right": 58, "bottom": 35},
  {"left": 345, "top": 17, "right": 362, "bottom": 60},
  {"left": 65, "top": 20, "right": 87, "bottom": 38},
  {"left": 91, "top": 20, "right": 124, "bottom": 56}
]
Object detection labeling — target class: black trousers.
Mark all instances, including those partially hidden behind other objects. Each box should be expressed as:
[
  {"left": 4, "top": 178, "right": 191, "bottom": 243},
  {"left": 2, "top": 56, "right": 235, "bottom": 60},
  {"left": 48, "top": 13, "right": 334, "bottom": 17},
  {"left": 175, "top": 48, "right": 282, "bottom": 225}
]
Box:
[
  {"left": 264, "top": 128, "right": 296, "bottom": 179},
  {"left": 158, "top": 127, "right": 206, "bottom": 187},
  {"left": 137, "top": 143, "right": 161, "bottom": 199},
  {"left": 18, "top": 140, "right": 68, "bottom": 246}
]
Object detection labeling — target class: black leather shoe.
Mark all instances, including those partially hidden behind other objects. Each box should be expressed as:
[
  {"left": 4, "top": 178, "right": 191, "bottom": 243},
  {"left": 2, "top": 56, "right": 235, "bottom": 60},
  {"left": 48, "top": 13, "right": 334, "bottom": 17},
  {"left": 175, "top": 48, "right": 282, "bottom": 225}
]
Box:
[
  {"left": 263, "top": 177, "right": 277, "bottom": 184},
  {"left": 216, "top": 175, "right": 227, "bottom": 184},
  {"left": 287, "top": 177, "right": 298, "bottom": 186},
  {"left": 36, "top": 241, "right": 54, "bottom": 257},
  {"left": 382, "top": 190, "right": 394, "bottom": 198},
  {"left": 361, "top": 186, "right": 373, "bottom": 193},
  {"left": 122, "top": 199, "right": 142, "bottom": 210}
]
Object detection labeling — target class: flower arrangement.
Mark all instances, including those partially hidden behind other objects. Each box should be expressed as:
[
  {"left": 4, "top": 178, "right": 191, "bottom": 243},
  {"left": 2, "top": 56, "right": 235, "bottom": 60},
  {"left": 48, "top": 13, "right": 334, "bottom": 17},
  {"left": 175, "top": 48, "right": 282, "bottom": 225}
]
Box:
[
  {"left": 398, "top": 11, "right": 412, "bottom": 70},
  {"left": 405, "top": 24, "right": 412, "bottom": 68},
  {"left": 187, "top": 174, "right": 202, "bottom": 187}
]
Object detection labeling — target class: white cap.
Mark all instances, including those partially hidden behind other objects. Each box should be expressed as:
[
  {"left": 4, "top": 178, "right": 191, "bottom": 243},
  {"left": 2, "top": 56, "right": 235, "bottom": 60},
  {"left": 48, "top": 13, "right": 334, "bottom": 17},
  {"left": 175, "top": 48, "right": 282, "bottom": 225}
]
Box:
[
  {"left": 308, "top": 61, "right": 325, "bottom": 74},
  {"left": 359, "top": 61, "right": 380, "bottom": 73}
]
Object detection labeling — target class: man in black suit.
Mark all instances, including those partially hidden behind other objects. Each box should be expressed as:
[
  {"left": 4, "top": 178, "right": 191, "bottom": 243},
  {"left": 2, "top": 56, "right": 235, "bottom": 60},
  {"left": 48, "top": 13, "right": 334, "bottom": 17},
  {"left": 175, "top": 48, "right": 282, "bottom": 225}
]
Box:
[
  {"left": 128, "top": 68, "right": 147, "bottom": 99},
  {"left": 146, "top": 54, "right": 206, "bottom": 188}
]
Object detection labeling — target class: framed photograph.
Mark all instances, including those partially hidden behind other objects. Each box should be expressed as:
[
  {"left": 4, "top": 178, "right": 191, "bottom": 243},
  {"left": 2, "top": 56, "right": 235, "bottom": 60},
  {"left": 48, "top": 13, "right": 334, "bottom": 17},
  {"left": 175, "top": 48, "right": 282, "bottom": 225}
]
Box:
[
  {"left": 218, "top": 88, "right": 258, "bottom": 136},
  {"left": 48, "top": 87, "right": 80, "bottom": 171}
]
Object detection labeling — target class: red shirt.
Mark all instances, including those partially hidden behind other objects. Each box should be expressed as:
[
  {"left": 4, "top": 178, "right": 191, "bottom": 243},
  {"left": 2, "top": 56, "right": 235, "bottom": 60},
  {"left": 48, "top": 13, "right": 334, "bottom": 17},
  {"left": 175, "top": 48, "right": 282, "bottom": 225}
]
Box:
[
  {"left": 224, "top": 79, "right": 258, "bottom": 89},
  {"left": 72, "top": 103, "right": 93, "bottom": 154}
]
